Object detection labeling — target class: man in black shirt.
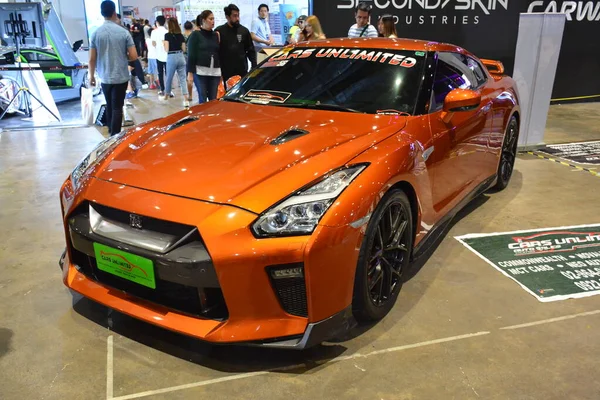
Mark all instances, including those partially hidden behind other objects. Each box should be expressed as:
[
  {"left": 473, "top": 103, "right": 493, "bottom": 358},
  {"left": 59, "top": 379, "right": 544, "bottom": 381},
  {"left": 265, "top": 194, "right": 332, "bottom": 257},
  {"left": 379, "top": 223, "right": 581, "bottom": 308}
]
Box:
[{"left": 215, "top": 4, "right": 257, "bottom": 87}]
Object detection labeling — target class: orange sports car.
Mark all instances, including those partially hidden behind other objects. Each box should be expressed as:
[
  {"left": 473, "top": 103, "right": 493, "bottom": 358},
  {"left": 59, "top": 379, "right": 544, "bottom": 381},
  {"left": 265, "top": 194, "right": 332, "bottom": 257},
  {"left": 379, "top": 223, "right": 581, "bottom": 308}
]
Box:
[{"left": 59, "top": 38, "right": 520, "bottom": 349}]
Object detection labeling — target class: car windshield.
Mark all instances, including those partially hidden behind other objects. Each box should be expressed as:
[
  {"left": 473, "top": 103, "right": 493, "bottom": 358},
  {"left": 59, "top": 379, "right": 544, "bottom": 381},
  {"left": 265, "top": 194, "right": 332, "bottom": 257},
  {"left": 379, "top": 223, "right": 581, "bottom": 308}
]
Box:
[{"left": 223, "top": 47, "right": 426, "bottom": 115}]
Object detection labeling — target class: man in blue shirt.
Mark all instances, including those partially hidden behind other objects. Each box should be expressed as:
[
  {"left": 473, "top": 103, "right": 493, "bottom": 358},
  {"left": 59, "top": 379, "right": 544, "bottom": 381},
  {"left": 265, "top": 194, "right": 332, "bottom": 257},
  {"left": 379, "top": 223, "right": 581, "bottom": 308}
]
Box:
[
  {"left": 89, "top": 1, "right": 138, "bottom": 136},
  {"left": 251, "top": 3, "right": 274, "bottom": 54}
]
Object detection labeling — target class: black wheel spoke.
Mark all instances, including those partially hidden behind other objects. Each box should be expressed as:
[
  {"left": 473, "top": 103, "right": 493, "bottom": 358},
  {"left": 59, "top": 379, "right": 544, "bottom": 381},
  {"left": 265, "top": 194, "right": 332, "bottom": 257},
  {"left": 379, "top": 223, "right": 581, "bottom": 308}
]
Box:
[
  {"left": 385, "top": 243, "right": 409, "bottom": 253},
  {"left": 381, "top": 262, "right": 393, "bottom": 300},
  {"left": 369, "top": 267, "right": 383, "bottom": 291},
  {"left": 377, "top": 272, "right": 385, "bottom": 304},
  {"left": 376, "top": 226, "right": 384, "bottom": 249}
]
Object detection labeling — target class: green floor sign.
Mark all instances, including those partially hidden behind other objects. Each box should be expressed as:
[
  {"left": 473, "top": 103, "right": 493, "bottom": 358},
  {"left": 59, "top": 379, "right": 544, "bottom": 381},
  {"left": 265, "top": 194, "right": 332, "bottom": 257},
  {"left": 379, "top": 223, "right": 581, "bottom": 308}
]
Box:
[{"left": 455, "top": 224, "right": 600, "bottom": 302}]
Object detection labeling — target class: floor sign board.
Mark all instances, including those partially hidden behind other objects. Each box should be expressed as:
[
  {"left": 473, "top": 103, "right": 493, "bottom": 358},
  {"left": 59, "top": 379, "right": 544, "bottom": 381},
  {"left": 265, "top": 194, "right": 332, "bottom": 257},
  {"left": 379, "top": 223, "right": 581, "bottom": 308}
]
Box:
[
  {"left": 455, "top": 224, "right": 600, "bottom": 302},
  {"left": 537, "top": 141, "right": 600, "bottom": 164}
]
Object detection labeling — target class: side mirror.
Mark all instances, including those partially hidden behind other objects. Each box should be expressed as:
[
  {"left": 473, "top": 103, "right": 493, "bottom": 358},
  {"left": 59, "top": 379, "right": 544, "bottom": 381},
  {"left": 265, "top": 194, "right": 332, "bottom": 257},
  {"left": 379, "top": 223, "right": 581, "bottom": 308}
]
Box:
[
  {"left": 226, "top": 75, "right": 242, "bottom": 90},
  {"left": 443, "top": 88, "right": 481, "bottom": 113},
  {"left": 217, "top": 75, "right": 243, "bottom": 99}
]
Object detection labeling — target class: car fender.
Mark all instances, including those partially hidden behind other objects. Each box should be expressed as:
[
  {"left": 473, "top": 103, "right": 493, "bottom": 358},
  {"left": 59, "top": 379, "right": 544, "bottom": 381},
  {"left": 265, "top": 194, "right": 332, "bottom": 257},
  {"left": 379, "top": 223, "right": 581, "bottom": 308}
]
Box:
[{"left": 319, "top": 130, "right": 431, "bottom": 235}]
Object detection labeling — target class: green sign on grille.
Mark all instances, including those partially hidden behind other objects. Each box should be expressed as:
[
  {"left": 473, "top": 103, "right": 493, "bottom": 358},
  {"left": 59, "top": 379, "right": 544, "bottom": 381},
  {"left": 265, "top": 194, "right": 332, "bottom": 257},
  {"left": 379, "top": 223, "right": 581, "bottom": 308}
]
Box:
[
  {"left": 455, "top": 224, "right": 600, "bottom": 302},
  {"left": 93, "top": 243, "right": 156, "bottom": 289}
]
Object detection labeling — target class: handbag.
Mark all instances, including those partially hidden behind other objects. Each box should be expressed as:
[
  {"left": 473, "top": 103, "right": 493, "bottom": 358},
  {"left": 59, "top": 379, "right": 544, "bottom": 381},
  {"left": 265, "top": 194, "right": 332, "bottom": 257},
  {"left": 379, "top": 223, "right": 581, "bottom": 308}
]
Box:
[{"left": 81, "top": 86, "right": 94, "bottom": 125}]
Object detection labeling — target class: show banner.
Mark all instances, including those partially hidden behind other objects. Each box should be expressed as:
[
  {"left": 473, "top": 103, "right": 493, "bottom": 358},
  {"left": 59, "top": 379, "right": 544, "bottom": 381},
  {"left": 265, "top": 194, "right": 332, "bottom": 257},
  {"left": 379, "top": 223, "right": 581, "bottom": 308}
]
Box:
[
  {"left": 456, "top": 224, "right": 600, "bottom": 302},
  {"left": 313, "top": 0, "right": 600, "bottom": 101}
]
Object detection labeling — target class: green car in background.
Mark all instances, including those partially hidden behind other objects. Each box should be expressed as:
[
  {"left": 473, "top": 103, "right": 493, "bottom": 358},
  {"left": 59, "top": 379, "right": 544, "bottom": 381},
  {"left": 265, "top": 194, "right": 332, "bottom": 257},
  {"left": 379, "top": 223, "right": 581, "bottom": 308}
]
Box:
[{"left": 0, "top": 46, "right": 101, "bottom": 103}]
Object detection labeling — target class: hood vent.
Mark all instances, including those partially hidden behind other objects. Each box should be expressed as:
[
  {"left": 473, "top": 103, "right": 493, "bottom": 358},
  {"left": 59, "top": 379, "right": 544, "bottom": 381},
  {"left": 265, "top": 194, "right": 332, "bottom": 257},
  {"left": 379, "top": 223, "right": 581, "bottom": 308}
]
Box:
[
  {"left": 270, "top": 128, "right": 310, "bottom": 145},
  {"left": 167, "top": 116, "right": 199, "bottom": 131}
]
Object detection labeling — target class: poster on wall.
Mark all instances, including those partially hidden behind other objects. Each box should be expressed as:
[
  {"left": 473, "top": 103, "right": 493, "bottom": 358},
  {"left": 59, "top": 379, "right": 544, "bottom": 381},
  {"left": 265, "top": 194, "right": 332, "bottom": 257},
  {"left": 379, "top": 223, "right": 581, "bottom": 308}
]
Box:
[{"left": 84, "top": 0, "right": 121, "bottom": 43}]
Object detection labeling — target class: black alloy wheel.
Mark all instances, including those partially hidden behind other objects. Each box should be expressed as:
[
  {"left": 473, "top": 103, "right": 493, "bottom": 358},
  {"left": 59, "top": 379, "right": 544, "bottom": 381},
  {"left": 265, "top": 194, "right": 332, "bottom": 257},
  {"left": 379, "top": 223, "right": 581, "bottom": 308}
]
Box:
[
  {"left": 494, "top": 115, "right": 519, "bottom": 190},
  {"left": 352, "top": 189, "right": 413, "bottom": 322}
]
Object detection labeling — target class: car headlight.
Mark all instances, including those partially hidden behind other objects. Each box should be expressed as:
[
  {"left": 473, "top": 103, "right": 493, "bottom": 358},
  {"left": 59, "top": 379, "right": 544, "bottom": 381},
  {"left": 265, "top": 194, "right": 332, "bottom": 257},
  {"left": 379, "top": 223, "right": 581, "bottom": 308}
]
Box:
[
  {"left": 70, "top": 132, "right": 124, "bottom": 189},
  {"left": 252, "top": 164, "right": 368, "bottom": 237}
]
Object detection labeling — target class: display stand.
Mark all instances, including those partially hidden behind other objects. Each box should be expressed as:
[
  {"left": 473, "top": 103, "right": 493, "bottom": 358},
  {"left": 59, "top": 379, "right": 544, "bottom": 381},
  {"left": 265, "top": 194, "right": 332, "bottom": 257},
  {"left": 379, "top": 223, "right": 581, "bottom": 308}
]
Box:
[
  {"left": 0, "top": 11, "right": 60, "bottom": 122},
  {"left": 513, "top": 13, "right": 565, "bottom": 148}
]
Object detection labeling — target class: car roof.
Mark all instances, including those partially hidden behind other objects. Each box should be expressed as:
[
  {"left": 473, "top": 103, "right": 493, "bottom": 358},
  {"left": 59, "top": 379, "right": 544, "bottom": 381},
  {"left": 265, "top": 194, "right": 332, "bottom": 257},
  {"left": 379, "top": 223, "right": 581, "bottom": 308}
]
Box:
[{"left": 295, "top": 37, "right": 469, "bottom": 55}]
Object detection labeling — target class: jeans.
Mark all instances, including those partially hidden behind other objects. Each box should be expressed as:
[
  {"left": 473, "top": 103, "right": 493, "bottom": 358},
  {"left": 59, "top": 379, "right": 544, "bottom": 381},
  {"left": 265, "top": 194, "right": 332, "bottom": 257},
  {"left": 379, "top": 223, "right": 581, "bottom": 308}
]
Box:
[
  {"left": 195, "top": 75, "right": 220, "bottom": 104},
  {"left": 128, "top": 59, "right": 146, "bottom": 89},
  {"left": 165, "top": 52, "right": 188, "bottom": 97},
  {"left": 157, "top": 60, "right": 166, "bottom": 92},
  {"left": 100, "top": 82, "right": 128, "bottom": 135}
]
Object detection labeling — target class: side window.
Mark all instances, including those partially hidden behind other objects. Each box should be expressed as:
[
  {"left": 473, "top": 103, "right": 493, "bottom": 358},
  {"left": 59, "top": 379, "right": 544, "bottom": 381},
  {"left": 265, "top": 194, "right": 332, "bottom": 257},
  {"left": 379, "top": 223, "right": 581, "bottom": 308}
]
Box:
[
  {"left": 467, "top": 57, "right": 488, "bottom": 88},
  {"left": 21, "top": 52, "right": 35, "bottom": 62},
  {"left": 430, "top": 52, "right": 488, "bottom": 112},
  {"left": 430, "top": 58, "right": 468, "bottom": 112},
  {"left": 35, "top": 52, "right": 59, "bottom": 62}
]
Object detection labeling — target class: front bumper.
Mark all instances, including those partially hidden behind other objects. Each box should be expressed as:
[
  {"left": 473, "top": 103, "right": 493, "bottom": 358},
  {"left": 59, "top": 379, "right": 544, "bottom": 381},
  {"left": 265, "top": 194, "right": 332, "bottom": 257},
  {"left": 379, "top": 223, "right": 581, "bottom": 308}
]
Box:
[{"left": 59, "top": 178, "right": 363, "bottom": 348}]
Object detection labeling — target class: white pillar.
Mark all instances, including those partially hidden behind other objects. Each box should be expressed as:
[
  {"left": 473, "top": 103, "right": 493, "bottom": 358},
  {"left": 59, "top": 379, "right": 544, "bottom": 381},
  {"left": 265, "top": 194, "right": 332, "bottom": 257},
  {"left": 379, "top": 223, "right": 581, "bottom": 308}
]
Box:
[{"left": 513, "top": 13, "right": 566, "bottom": 148}]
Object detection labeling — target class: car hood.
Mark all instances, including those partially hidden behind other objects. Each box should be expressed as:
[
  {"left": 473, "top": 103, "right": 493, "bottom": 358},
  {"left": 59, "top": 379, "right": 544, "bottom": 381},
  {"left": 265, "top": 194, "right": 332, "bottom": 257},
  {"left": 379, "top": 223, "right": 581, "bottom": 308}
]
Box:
[{"left": 96, "top": 101, "right": 407, "bottom": 213}]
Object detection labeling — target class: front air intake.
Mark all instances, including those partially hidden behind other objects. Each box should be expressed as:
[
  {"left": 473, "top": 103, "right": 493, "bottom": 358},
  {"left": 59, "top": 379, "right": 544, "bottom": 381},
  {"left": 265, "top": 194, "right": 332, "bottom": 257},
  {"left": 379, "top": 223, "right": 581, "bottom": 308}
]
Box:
[
  {"left": 267, "top": 263, "right": 308, "bottom": 317},
  {"left": 270, "top": 128, "right": 310, "bottom": 145}
]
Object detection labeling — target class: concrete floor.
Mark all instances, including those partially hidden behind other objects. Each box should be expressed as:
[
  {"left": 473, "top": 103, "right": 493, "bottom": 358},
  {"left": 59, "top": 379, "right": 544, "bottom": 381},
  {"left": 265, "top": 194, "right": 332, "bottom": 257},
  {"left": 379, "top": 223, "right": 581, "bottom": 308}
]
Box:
[{"left": 1, "top": 99, "right": 599, "bottom": 400}]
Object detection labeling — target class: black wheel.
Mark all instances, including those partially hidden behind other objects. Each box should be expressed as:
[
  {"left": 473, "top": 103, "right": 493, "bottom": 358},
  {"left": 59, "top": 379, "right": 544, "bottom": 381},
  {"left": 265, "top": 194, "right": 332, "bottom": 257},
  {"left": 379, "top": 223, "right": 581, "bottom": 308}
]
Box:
[
  {"left": 494, "top": 115, "right": 519, "bottom": 190},
  {"left": 352, "top": 189, "right": 413, "bottom": 322}
]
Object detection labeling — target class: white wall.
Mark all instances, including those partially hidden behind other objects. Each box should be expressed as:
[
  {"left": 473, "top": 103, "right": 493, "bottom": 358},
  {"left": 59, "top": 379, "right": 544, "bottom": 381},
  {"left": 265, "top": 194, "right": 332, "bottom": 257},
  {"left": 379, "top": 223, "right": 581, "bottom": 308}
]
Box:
[{"left": 51, "top": 0, "right": 88, "bottom": 46}]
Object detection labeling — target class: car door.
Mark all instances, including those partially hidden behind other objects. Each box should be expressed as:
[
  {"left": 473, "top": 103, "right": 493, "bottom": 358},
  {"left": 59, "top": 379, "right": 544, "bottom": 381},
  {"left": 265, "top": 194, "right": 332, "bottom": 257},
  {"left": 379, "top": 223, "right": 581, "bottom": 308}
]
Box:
[{"left": 427, "top": 52, "right": 492, "bottom": 213}]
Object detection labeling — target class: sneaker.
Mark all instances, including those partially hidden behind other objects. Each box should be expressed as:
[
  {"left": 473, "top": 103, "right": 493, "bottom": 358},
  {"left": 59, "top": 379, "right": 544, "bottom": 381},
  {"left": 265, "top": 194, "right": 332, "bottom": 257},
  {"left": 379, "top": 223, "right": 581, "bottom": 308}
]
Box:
[
  {"left": 183, "top": 100, "right": 190, "bottom": 108},
  {"left": 158, "top": 91, "right": 164, "bottom": 96},
  {"left": 125, "top": 91, "right": 136, "bottom": 99},
  {"left": 148, "top": 83, "right": 157, "bottom": 90},
  {"left": 169, "top": 92, "right": 175, "bottom": 98},
  {"left": 141, "top": 84, "right": 149, "bottom": 90}
]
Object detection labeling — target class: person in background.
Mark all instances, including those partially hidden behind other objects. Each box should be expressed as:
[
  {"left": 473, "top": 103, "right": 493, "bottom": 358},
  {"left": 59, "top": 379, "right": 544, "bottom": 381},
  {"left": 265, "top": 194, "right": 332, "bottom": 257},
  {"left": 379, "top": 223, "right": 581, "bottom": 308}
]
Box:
[
  {"left": 183, "top": 21, "right": 194, "bottom": 41},
  {"left": 151, "top": 16, "right": 169, "bottom": 97},
  {"left": 288, "top": 15, "right": 306, "bottom": 44},
  {"left": 130, "top": 19, "right": 144, "bottom": 56},
  {"left": 300, "top": 15, "right": 326, "bottom": 41},
  {"left": 187, "top": 10, "right": 221, "bottom": 103},
  {"left": 216, "top": 4, "right": 256, "bottom": 87},
  {"left": 88, "top": 0, "right": 137, "bottom": 136},
  {"left": 378, "top": 15, "right": 398, "bottom": 38},
  {"left": 143, "top": 19, "right": 151, "bottom": 40},
  {"left": 163, "top": 18, "right": 190, "bottom": 107},
  {"left": 348, "top": 2, "right": 378, "bottom": 38},
  {"left": 183, "top": 20, "right": 193, "bottom": 59},
  {"left": 251, "top": 4, "right": 274, "bottom": 54},
  {"left": 145, "top": 25, "right": 158, "bottom": 89}
]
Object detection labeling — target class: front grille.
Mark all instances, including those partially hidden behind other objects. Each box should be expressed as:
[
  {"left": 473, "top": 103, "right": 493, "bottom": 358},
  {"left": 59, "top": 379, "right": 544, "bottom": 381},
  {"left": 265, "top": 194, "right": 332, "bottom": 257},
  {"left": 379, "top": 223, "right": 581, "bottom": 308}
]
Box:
[
  {"left": 67, "top": 201, "right": 228, "bottom": 321},
  {"left": 71, "top": 247, "right": 228, "bottom": 319},
  {"left": 90, "top": 202, "right": 194, "bottom": 239},
  {"left": 268, "top": 264, "right": 308, "bottom": 317}
]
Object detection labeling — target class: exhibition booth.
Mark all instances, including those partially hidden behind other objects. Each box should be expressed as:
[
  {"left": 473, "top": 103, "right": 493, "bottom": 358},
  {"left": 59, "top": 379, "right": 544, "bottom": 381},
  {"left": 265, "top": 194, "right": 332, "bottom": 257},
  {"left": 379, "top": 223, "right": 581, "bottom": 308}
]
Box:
[{"left": 1, "top": 1, "right": 600, "bottom": 398}]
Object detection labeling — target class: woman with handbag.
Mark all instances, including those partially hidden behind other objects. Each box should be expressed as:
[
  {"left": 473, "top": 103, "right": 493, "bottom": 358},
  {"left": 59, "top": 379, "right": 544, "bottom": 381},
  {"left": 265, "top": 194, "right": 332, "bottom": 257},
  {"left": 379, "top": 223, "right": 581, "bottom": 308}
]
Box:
[{"left": 186, "top": 10, "right": 221, "bottom": 104}]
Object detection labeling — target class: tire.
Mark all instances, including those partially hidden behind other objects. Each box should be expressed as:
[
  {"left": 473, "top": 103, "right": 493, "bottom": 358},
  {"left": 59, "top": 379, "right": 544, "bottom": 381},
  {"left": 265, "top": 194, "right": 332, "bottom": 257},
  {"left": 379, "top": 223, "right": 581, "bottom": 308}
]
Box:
[
  {"left": 494, "top": 115, "right": 519, "bottom": 190},
  {"left": 352, "top": 189, "right": 413, "bottom": 322}
]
